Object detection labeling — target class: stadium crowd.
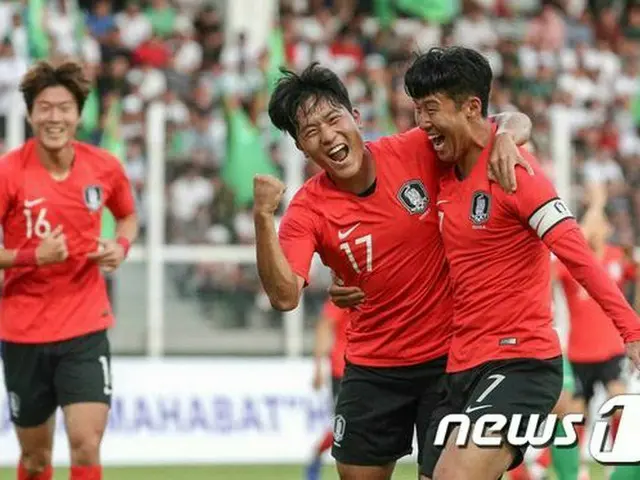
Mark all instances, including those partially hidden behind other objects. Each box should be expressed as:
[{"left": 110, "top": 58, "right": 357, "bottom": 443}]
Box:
[{"left": 0, "top": 0, "right": 638, "bottom": 329}]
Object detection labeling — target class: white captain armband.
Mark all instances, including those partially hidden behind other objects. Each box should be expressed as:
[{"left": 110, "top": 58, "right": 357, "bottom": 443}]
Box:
[{"left": 528, "top": 198, "right": 574, "bottom": 239}]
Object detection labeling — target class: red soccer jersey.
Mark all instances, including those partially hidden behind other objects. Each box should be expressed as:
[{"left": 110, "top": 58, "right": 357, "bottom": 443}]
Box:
[
  {"left": 0, "top": 139, "right": 136, "bottom": 343},
  {"left": 321, "top": 300, "right": 348, "bottom": 377},
  {"left": 557, "top": 245, "right": 632, "bottom": 363},
  {"left": 279, "top": 128, "right": 453, "bottom": 367},
  {"left": 438, "top": 130, "right": 640, "bottom": 373}
]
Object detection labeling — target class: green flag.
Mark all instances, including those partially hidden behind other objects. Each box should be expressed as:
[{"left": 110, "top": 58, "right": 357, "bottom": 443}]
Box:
[
  {"left": 222, "top": 105, "right": 280, "bottom": 208},
  {"left": 266, "top": 27, "right": 287, "bottom": 94},
  {"left": 78, "top": 87, "right": 100, "bottom": 142},
  {"left": 26, "top": 0, "right": 49, "bottom": 60},
  {"left": 395, "top": 0, "right": 459, "bottom": 24},
  {"left": 100, "top": 98, "right": 126, "bottom": 239},
  {"left": 374, "top": 0, "right": 395, "bottom": 29}
]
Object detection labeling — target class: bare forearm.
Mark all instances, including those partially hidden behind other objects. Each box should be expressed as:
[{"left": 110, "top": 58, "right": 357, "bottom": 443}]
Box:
[
  {"left": 116, "top": 214, "right": 139, "bottom": 243},
  {"left": 254, "top": 212, "right": 301, "bottom": 311},
  {"left": 492, "top": 112, "right": 532, "bottom": 146},
  {"left": 0, "top": 248, "right": 19, "bottom": 269}
]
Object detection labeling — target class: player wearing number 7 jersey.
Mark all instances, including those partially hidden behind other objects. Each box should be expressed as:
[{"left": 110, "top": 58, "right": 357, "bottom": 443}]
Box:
[
  {"left": 407, "top": 47, "right": 640, "bottom": 480},
  {"left": 255, "top": 62, "right": 532, "bottom": 480},
  {"left": 0, "top": 60, "right": 138, "bottom": 480}
]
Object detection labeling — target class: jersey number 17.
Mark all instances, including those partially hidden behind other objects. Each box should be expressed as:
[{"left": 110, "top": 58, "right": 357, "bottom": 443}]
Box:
[{"left": 339, "top": 234, "right": 373, "bottom": 273}]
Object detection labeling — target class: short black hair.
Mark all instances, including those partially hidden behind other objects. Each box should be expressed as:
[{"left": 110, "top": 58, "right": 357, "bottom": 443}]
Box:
[
  {"left": 268, "top": 62, "right": 353, "bottom": 139},
  {"left": 404, "top": 47, "right": 493, "bottom": 117}
]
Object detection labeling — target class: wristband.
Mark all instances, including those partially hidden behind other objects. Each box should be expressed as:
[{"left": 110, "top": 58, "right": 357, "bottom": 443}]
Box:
[
  {"left": 116, "top": 237, "right": 131, "bottom": 257},
  {"left": 14, "top": 248, "right": 37, "bottom": 266}
]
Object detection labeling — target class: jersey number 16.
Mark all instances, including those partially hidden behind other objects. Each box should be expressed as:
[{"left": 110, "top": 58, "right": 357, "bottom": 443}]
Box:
[
  {"left": 340, "top": 234, "right": 373, "bottom": 273},
  {"left": 24, "top": 208, "right": 52, "bottom": 239}
]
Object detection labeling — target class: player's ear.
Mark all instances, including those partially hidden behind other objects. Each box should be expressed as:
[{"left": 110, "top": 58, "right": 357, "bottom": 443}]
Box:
[
  {"left": 352, "top": 108, "right": 362, "bottom": 127},
  {"left": 465, "top": 97, "right": 482, "bottom": 119}
]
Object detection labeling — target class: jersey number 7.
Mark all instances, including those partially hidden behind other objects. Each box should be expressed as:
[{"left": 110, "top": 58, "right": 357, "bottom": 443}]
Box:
[{"left": 339, "top": 234, "right": 373, "bottom": 273}]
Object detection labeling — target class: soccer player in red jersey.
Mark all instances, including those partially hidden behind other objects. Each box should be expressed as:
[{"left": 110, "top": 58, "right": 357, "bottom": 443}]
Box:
[
  {"left": 306, "top": 299, "right": 348, "bottom": 480},
  {"left": 403, "top": 47, "right": 640, "bottom": 480},
  {"left": 254, "top": 62, "right": 532, "bottom": 480},
  {"left": 0, "top": 60, "right": 138, "bottom": 480}
]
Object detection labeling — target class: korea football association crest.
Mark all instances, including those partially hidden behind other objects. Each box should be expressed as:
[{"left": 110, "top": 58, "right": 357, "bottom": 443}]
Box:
[
  {"left": 83, "top": 185, "right": 103, "bottom": 212},
  {"left": 470, "top": 191, "right": 491, "bottom": 225},
  {"left": 397, "top": 180, "right": 429, "bottom": 215}
]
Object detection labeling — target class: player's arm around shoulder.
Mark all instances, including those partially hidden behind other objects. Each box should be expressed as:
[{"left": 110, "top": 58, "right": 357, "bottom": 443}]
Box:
[
  {"left": 504, "top": 150, "right": 573, "bottom": 235},
  {"left": 254, "top": 174, "right": 310, "bottom": 311}
]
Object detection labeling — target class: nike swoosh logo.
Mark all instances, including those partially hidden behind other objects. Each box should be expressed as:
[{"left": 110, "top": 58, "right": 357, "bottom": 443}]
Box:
[
  {"left": 338, "top": 223, "right": 360, "bottom": 241},
  {"left": 436, "top": 200, "right": 450, "bottom": 206},
  {"left": 24, "top": 198, "right": 45, "bottom": 208},
  {"left": 465, "top": 404, "right": 493, "bottom": 414}
]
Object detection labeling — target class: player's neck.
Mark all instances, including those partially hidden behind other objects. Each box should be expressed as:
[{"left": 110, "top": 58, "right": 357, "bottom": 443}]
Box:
[
  {"left": 333, "top": 148, "right": 376, "bottom": 195},
  {"left": 36, "top": 141, "right": 75, "bottom": 180},
  {"left": 458, "top": 120, "right": 492, "bottom": 177}
]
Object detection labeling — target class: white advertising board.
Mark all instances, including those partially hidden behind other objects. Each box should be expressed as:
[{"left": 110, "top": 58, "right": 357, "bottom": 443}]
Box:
[{"left": 0, "top": 358, "right": 335, "bottom": 466}]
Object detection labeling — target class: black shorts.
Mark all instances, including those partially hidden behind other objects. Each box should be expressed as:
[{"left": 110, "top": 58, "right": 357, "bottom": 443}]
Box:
[
  {"left": 421, "top": 356, "right": 563, "bottom": 477},
  {"left": 1, "top": 329, "right": 112, "bottom": 428},
  {"left": 331, "top": 355, "right": 448, "bottom": 466},
  {"left": 571, "top": 354, "right": 625, "bottom": 403}
]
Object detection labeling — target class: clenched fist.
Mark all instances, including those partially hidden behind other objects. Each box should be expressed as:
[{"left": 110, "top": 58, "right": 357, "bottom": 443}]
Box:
[
  {"left": 36, "top": 225, "right": 68, "bottom": 265},
  {"left": 253, "top": 174, "right": 286, "bottom": 216}
]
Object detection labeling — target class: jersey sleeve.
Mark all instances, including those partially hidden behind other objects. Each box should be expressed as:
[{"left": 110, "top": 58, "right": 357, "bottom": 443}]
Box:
[
  {"left": 508, "top": 149, "right": 578, "bottom": 243},
  {"left": 105, "top": 160, "right": 136, "bottom": 219},
  {"left": 547, "top": 229, "right": 640, "bottom": 343},
  {"left": 278, "top": 197, "right": 319, "bottom": 286},
  {"left": 0, "top": 159, "right": 16, "bottom": 223}
]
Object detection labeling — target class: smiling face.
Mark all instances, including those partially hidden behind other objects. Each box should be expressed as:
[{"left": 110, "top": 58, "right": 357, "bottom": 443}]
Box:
[
  {"left": 295, "top": 96, "right": 366, "bottom": 181},
  {"left": 28, "top": 85, "right": 81, "bottom": 153},
  {"left": 414, "top": 93, "right": 478, "bottom": 164}
]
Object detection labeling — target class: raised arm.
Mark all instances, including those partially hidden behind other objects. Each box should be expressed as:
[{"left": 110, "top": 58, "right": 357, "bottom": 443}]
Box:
[{"left": 254, "top": 174, "right": 308, "bottom": 311}]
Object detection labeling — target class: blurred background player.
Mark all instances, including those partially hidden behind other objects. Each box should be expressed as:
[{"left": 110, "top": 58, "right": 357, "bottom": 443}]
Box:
[
  {"left": 555, "top": 186, "right": 640, "bottom": 480},
  {"left": 306, "top": 296, "right": 348, "bottom": 480},
  {"left": 0, "top": 60, "right": 138, "bottom": 480}
]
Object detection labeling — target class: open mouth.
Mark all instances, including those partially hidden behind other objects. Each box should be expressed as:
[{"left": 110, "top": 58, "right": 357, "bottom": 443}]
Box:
[
  {"left": 428, "top": 133, "right": 446, "bottom": 151},
  {"left": 328, "top": 143, "right": 349, "bottom": 163},
  {"left": 45, "top": 127, "right": 65, "bottom": 137}
]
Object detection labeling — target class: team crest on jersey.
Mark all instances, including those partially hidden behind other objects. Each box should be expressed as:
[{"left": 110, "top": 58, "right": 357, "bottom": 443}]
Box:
[
  {"left": 397, "top": 180, "right": 429, "bottom": 215},
  {"left": 83, "top": 185, "right": 103, "bottom": 212},
  {"left": 470, "top": 191, "right": 491, "bottom": 225}
]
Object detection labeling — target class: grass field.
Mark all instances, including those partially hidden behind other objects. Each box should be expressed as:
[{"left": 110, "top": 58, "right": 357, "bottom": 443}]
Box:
[{"left": 0, "top": 463, "right": 608, "bottom": 480}]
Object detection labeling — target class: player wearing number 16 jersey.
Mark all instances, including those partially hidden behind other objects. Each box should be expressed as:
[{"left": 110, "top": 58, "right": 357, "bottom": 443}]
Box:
[
  {"left": 254, "top": 62, "right": 532, "bottom": 480},
  {"left": 0, "top": 60, "right": 138, "bottom": 480},
  {"left": 406, "top": 47, "right": 640, "bottom": 480}
]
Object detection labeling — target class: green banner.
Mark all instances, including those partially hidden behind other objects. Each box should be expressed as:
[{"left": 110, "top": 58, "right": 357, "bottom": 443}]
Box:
[
  {"left": 222, "top": 105, "right": 280, "bottom": 207},
  {"left": 26, "top": 0, "right": 49, "bottom": 59}
]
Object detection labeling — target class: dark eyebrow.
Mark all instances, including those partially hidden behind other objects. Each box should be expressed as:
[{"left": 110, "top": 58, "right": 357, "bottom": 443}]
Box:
[{"left": 36, "top": 100, "right": 74, "bottom": 106}]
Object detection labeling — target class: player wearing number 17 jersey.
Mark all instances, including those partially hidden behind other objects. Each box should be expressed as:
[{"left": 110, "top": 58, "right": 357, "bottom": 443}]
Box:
[
  {"left": 405, "top": 47, "right": 640, "bottom": 480},
  {"left": 255, "top": 62, "right": 532, "bottom": 480},
  {"left": 0, "top": 60, "right": 138, "bottom": 480}
]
